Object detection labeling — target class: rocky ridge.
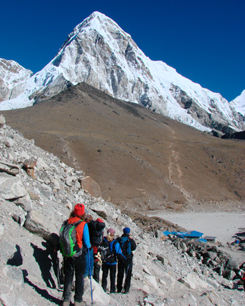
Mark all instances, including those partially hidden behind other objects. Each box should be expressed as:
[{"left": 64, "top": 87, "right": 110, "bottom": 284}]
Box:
[{"left": 0, "top": 118, "right": 245, "bottom": 306}]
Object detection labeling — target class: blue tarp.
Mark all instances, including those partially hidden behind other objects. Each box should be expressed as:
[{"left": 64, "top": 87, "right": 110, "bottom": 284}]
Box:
[
  {"left": 176, "top": 231, "right": 203, "bottom": 238},
  {"left": 197, "top": 238, "right": 207, "bottom": 243},
  {"left": 163, "top": 230, "right": 203, "bottom": 239}
]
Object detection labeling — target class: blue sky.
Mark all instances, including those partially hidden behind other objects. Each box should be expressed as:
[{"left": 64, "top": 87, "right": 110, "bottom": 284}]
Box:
[{"left": 1, "top": 0, "right": 244, "bottom": 101}]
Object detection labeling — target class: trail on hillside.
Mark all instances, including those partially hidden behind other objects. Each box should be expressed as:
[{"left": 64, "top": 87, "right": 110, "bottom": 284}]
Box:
[{"left": 166, "top": 124, "right": 193, "bottom": 204}]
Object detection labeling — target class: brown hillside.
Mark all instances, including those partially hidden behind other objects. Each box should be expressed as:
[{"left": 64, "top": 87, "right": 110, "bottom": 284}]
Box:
[{"left": 2, "top": 83, "right": 245, "bottom": 214}]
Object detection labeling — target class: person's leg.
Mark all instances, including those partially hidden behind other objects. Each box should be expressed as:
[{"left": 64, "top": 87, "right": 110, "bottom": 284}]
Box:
[
  {"left": 74, "top": 252, "right": 86, "bottom": 303},
  {"left": 93, "top": 261, "right": 100, "bottom": 283},
  {"left": 117, "top": 261, "right": 124, "bottom": 293},
  {"left": 63, "top": 257, "right": 74, "bottom": 302},
  {"left": 110, "top": 265, "right": 116, "bottom": 293},
  {"left": 102, "top": 264, "right": 109, "bottom": 292},
  {"left": 124, "top": 261, "right": 133, "bottom": 293}
]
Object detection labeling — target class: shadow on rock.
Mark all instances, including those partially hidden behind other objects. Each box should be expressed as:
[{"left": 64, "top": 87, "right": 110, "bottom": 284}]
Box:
[
  {"left": 31, "top": 242, "right": 57, "bottom": 289},
  {"left": 22, "top": 269, "right": 61, "bottom": 305},
  {"left": 7, "top": 244, "right": 23, "bottom": 266}
]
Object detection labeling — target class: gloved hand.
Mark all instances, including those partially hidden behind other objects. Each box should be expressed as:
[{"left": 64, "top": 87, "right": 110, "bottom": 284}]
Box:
[{"left": 95, "top": 253, "right": 102, "bottom": 266}]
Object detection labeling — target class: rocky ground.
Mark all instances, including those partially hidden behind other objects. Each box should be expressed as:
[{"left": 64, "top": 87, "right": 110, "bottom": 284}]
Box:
[{"left": 0, "top": 116, "right": 245, "bottom": 305}]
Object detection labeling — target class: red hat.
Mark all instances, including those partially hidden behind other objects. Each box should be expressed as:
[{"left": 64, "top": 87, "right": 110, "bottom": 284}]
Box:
[
  {"left": 74, "top": 203, "right": 85, "bottom": 216},
  {"left": 96, "top": 218, "right": 104, "bottom": 223}
]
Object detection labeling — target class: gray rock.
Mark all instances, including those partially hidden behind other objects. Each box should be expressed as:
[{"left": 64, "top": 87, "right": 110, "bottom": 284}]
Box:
[
  {"left": 35, "top": 157, "right": 49, "bottom": 171},
  {"left": 0, "top": 293, "right": 29, "bottom": 306},
  {"left": 226, "top": 258, "right": 239, "bottom": 271},
  {"left": 0, "top": 240, "right": 17, "bottom": 262},
  {"left": 222, "top": 269, "right": 236, "bottom": 280},
  {"left": 179, "top": 272, "right": 208, "bottom": 290},
  {"left": 12, "top": 212, "right": 26, "bottom": 227},
  {"left": 24, "top": 210, "right": 58, "bottom": 240},
  {"left": 0, "top": 114, "right": 6, "bottom": 127},
  {"left": 14, "top": 194, "right": 32, "bottom": 212},
  {"left": 180, "top": 241, "right": 188, "bottom": 252},
  {"left": 156, "top": 255, "right": 165, "bottom": 265},
  {"left": 3, "top": 265, "right": 24, "bottom": 286},
  {"left": 0, "top": 173, "right": 27, "bottom": 200},
  {"left": 39, "top": 184, "right": 52, "bottom": 199},
  {"left": 206, "top": 277, "right": 220, "bottom": 289},
  {"left": 207, "top": 251, "right": 217, "bottom": 261}
]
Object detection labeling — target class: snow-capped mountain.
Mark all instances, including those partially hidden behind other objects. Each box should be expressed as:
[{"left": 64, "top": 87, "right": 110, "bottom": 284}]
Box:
[
  {"left": 230, "top": 90, "right": 245, "bottom": 117},
  {"left": 0, "top": 12, "right": 244, "bottom": 133},
  {"left": 0, "top": 58, "right": 32, "bottom": 102}
]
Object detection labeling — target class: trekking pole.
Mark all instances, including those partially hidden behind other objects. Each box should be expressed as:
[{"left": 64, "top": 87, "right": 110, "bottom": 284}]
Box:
[
  {"left": 88, "top": 248, "right": 94, "bottom": 304},
  {"left": 56, "top": 253, "right": 61, "bottom": 290}
]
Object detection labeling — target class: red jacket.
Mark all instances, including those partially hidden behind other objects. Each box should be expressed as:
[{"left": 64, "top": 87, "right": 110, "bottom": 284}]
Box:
[{"left": 68, "top": 216, "right": 86, "bottom": 249}]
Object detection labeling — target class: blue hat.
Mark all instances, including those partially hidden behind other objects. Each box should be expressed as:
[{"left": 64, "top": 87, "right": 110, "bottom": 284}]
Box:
[{"left": 123, "top": 227, "right": 130, "bottom": 234}]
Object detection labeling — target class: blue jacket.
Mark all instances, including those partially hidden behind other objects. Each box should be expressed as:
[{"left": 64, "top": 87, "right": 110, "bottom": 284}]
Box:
[
  {"left": 103, "top": 237, "right": 126, "bottom": 265},
  {"left": 83, "top": 223, "right": 91, "bottom": 249}
]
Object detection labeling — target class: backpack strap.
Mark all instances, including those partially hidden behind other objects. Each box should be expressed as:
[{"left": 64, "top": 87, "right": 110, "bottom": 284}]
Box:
[{"left": 74, "top": 220, "right": 86, "bottom": 250}]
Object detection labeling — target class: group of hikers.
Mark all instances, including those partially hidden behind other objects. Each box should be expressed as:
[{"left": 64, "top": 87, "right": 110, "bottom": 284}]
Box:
[{"left": 59, "top": 203, "right": 136, "bottom": 306}]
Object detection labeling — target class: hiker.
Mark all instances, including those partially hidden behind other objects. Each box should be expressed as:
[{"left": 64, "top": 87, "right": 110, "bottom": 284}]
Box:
[
  {"left": 93, "top": 244, "right": 102, "bottom": 283},
  {"left": 117, "top": 227, "right": 136, "bottom": 294},
  {"left": 101, "top": 228, "right": 126, "bottom": 293},
  {"left": 85, "top": 216, "right": 105, "bottom": 281},
  {"left": 60, "top": 203, "right": 91, "bottom": 306},
  {"left": 91, "top": 218, "right": 104, "bottom": 283}
]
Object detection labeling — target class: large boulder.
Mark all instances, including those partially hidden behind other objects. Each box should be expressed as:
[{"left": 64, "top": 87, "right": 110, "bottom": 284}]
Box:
[
  {"left": 0, "top": 173, "right": 27, "bottom": 200},
  {"left": 24, "top": 210, "right": 58, "bottom": 241},
  {"left": 81, "top": 176, "right": 102, "bottom": 198},
  {"left": 83, "top": 278, "right": 110, "bottom": 305}
]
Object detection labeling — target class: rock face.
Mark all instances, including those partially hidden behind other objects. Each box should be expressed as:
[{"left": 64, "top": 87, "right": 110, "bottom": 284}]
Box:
[
  {"left": 0, "top": 120, "right": 245, "bottom": 305},
  {"left": 0, "top": 12, "right": 244, "bottom": 134},
  {"left": 0, "top": 58, "right": 32, "bottom": 102}
]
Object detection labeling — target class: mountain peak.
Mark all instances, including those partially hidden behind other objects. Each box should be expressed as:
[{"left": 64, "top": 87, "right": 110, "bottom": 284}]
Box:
[{"left": 0, "top": 13, "right": 244, "bottom": 133}]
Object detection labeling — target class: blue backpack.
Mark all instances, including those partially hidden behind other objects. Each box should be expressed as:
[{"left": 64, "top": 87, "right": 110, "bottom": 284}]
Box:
[{"left": 117, "top": 237, "right": 132, "bottom": 259}]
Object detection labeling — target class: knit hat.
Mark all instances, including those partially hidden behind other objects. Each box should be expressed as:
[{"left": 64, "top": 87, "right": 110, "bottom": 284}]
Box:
[
  {"left": 107, "top": 228, "right": 115, "bottom": 235},
  {"left": 74, "top": 203, "right": 85, "bottom": 216},
  {"left": 123, "top": 227, "right": 130, "bottom": 234},
  {"left": 96, "top": 218, "right": 104, "bottom": 223}
]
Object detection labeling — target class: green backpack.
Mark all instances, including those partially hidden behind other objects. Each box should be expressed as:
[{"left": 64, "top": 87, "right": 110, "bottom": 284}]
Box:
[{"left": 59, "top": 220, "right": 82, "bottom": 257}]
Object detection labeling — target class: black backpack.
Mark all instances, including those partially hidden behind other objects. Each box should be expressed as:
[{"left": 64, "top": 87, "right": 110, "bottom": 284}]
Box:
[
  {"left": 99, "top": 239, "right": 117, "bottom": 263},
  {"left": 87, "top": 220, "right": 105, "bottom": 247},
  {"left": 59, "top": 220, "right": 82, "bottom": 257}
]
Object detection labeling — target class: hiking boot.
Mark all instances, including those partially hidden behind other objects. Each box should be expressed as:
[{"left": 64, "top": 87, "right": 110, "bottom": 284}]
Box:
[{"left": 62, "top": 301, "right": 70, "bottom": 306}]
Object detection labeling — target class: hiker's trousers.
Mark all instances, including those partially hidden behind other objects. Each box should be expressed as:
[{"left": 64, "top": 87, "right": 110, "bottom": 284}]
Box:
[
  {"left": 102, "top": 264, "right": 116, "bottom": 293},
  {"left": 93, "top": 261, "right": 100, "bottom": 283},
  {"left": 63, "top": 252, "right": 86, "bottom": 303},
  {"left": 117, "top": 260, "right": 133, "bottom": 293}
]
